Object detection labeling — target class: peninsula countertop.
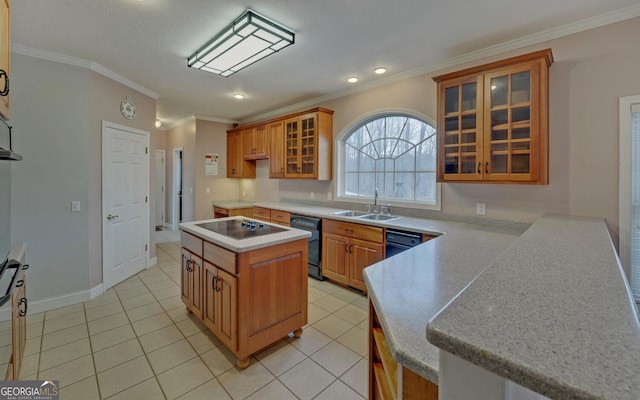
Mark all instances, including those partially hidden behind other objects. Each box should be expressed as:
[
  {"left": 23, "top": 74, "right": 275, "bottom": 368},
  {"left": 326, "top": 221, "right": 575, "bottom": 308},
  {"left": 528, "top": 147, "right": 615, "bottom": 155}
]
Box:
[
  {"left": 179, "top": 217, "right": 310, "bottom": 253},
  {"left": 426, "top": 215, "right": 640, "bottom": 399}
]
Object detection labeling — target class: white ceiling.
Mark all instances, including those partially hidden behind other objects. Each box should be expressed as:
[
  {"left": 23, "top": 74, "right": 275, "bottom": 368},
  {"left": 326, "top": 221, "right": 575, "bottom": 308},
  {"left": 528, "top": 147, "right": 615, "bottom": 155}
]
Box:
[{"left": 11, "top": 0, "right": 640, "bottom": 126}]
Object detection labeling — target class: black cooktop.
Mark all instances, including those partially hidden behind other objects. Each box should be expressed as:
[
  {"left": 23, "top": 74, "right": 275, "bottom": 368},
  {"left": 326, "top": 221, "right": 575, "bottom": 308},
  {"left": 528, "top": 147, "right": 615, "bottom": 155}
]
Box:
[{"left": 196, "top": 219, "right": 287, "bottom": 240}]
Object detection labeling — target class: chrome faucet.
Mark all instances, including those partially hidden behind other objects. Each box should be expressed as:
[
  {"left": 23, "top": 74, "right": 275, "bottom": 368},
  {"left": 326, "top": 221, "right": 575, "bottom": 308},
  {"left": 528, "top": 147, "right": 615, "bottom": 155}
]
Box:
[{"left": 374, "top": 188, "right": 379, "bottom": 206}]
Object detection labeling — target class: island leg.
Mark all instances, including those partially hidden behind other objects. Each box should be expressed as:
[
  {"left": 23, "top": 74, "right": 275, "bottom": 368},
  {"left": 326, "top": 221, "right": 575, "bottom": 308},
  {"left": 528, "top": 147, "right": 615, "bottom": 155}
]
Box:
[
  {"left": 293, "top": 328, "right": 303, "bottom": 338},
  {"left": 237, "top": 357, "right": 250, "bottom": 369}
]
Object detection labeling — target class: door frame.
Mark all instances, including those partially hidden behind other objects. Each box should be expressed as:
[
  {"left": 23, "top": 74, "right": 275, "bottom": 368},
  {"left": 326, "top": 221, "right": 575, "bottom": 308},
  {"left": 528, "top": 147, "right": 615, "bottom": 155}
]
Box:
[
  {"left": 156, "top": 149, "right": 166, "bottom": 228},
  {"left": 102, "top": 120, "right": 150, "bottom": 289},
  {"left": 618, "top": 95, "right": 640, "bottom": 284},
  {"left": 172, "top": 147, "right": 184, "bottom": 230}
]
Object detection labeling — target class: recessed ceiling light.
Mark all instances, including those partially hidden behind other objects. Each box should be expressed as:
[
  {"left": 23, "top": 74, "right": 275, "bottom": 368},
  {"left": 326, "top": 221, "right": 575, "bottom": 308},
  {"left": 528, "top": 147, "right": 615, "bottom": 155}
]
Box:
[
  {"left": 234, "top": 94, "right": 245, "bottom": 99},
  {"left": 347, "top": 77, "right": 359, "bottom": 83},
  {"left": 374, "top": 67, "right": 387, "bottom": 75}
]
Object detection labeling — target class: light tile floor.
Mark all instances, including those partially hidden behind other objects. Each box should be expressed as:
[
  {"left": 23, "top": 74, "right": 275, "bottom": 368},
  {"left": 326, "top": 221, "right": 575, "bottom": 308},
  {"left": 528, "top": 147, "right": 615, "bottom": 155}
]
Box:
[{"left": 16, "top": 229, "right": 369, "bottom": 399}]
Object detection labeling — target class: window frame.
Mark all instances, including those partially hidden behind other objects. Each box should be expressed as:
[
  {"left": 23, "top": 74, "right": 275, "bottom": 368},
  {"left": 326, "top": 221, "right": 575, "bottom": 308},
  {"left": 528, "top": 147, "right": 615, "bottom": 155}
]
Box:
[{"left": 335, "top": 110, "right": 441, "bottom": 211}]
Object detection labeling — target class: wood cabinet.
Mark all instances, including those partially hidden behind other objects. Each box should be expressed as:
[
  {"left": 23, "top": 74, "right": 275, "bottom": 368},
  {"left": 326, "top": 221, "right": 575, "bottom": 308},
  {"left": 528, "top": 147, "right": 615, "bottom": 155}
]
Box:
[
  {"left": 181, "top": 248, "right": 203, "bottom": 319},
  {"left": 369, "top": 301, "right": 438, "bottom": 400},
  {"left": 0, "top": 0, "right": 10, "bottom": 120},
  {"left": 433, "top": 49, "right": 553, "bottom": 184},
  {"left": 284, "top": 110, "right": 333, "bottom": 179},
  {"left": 181, "top": 230, "right": 308, "bottom": 368},
  {"left": 243, "top": 125, "right": 268, "bottom": 160},
  {"left": 227, "top": 107, "right": 333, "bottom": 181},
  {"left": 269, "top": 121, "right": 285, "bottom": 178},
  {"left": 252, "top": 206, "right": 291, "bottom": 226},
  {"left": 203, "top": 256, "right": 237, "bottom": 351},
  {"left": 227, "top": 131, "right": 256, "bottom": 178},
  {"left": 322, "top": 220, "right": 384, "bottom": 292},
  {"left": 213, "top": 206, "right": 253, "bottom": 219}
]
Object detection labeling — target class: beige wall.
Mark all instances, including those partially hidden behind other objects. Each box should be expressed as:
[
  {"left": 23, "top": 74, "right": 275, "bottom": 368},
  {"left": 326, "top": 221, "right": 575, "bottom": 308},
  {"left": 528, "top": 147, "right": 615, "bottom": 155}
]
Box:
[
  {"left": 88, "top": 71, "right": 157, "bottom": 288},
  {"left": 241, "top": 17, "right": 640, "bottom": 257},
  {"left": 194, "top": 120, "right": 239, "bottom": 220},
  {"left": 165, "top": 119, "right": 196, "bottom": 225}
]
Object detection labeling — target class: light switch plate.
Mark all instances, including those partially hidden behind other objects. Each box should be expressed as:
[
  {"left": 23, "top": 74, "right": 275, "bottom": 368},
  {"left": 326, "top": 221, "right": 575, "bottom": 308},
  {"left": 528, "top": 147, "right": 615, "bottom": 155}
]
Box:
[
  {"left": 476, "top": 203, "right": 486, "bottom": 215},
  {"left": 71, "top": 201, "right": 81, "bottom": 212}
]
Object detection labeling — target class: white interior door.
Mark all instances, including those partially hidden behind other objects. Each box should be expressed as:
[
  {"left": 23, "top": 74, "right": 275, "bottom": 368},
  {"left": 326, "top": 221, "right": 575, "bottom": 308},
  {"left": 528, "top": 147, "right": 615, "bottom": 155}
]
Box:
[
  {"left": 155, "top": 150, "right": 165, "bottom": 228},
  {"left": 102, "top": 121, "right": 149, "bottom": 290}
]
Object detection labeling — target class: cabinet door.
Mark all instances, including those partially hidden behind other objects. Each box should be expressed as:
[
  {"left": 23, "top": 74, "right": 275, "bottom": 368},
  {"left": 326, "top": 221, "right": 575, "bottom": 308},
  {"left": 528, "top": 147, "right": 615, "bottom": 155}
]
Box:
[
  {"left": 298, "top": 114, "right": 317, "bottom": 178},
  {"left": 181, "top": 248, "right": 192, "bottom": 306},
  {"left": 254, "top": 125, "right": 268, "bottom": 158},
  {"left": 216, "top": 268, "right": 237, "bottom": 351},
  {"left": 349, "top": 239, "right": 384, "bottom": 291},
  {"left": 0, "top": 0, "right": 9, "bottom": 120},
  {"left": 202, "top": 261, "right": 218, "bottom": 333},
  {"left": 227, "top": 132, "right": 240, "bottom": 178},
  {"left": 322, "top": 233, "right": 350, "bottom": 283},
  {"left": 189, "top": 254, "right": 203, "bottom": 319},
  {"left": 284, "top": 117, "right": 300, "bottom": 177},
  {"left": 242, "top": 128, "right": 255, "bottom": 159},
  {"left": 439, "top": 76, "right": 483, "bottom": 181},
  {"left": 483, "top": 62, "right": 540, "bottom": 182},
  {"left": 269, "top": 121, "right": 285, "bottom": 178}
]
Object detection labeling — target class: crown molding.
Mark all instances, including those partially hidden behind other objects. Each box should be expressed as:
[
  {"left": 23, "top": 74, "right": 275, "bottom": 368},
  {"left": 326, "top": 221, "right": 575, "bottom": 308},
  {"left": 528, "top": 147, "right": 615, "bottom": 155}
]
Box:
[
  {"left": 12, "top": 44, "right": 159, "bottom": 100},
  {"left": 194, "top": 115, "right": 238, "bottom": 125},
  {"left": 243, "top": 4, "right": 640, "bottom": 124}
]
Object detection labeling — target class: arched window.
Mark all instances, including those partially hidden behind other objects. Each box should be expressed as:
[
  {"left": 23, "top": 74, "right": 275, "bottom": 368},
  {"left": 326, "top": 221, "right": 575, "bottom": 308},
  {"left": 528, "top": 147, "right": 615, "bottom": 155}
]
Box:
[{"left": 338, "top": 113, "right": 439, "bottom": 207}]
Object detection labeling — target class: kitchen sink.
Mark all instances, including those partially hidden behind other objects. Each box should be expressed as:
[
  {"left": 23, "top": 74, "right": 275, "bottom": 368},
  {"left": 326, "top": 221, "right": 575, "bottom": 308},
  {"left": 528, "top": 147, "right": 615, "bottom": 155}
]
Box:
[
  {"left": 332, "top": 210, "right": 370, "bottom": 217},
  {"left": 357, "top": 214, "right": 400, "bottom": 221}
]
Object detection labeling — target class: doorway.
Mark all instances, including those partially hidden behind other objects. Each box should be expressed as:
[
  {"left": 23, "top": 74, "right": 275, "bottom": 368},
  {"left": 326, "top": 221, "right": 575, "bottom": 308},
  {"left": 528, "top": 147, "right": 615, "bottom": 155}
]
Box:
[
  {"left": 172, "top": 147, "right": 184, "bottom": 230},
  {"left": 618, "top": 95, "right": 640, "bottom": 302},
  {"left": 102, "top": 121, "right": 149, "bottom": 290},
  {"left": 155, "top": 150, "right": 165, "bottom": 229}
]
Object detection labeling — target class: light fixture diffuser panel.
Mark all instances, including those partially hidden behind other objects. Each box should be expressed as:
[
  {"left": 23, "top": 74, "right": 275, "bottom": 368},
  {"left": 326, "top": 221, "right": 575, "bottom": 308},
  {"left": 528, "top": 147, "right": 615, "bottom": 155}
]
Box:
[{"left": 187, "top": 9, "right": 295, "bottom": 77}]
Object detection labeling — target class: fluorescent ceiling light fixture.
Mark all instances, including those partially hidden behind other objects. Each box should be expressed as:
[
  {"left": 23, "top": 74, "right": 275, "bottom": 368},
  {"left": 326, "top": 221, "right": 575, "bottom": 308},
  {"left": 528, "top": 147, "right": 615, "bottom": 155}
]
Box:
[
  {"left": 374, "top": 67, "right": 387, "bottom": 74},
  {"left": 187, "top": 10, "right": 294, "bottom": 77},
  {"left": 347, "top": 77, "right": 359, "bottom": 83}
]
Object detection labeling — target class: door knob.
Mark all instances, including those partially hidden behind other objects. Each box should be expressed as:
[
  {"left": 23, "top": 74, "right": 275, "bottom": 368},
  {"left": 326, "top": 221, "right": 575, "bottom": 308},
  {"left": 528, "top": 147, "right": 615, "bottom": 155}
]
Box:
[{"left": 107, "top": 214, "right": 119, "bottom": 220}]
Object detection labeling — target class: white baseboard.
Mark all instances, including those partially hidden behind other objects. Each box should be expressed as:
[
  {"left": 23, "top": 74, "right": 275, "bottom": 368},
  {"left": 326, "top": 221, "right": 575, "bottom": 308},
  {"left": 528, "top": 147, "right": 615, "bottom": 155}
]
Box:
[
  {"left": 0, "top": 283, "right": 106, "bottom": 322},
  {"left": 148, "top": 256, "right": 157, "bottom": 268}
]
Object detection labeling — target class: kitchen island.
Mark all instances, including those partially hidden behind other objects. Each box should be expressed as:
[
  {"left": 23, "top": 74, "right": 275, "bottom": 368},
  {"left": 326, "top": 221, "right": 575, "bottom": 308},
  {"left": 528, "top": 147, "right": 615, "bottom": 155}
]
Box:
[{"left": 179, "top": 217, "right": 310, "bottom": 368}]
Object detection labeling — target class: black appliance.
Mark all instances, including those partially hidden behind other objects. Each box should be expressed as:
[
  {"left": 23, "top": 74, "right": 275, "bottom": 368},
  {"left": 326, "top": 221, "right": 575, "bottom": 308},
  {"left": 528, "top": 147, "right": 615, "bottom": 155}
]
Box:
[
  {"left": 196, "top": 219, "right": 287, "bottom": 240},
  {"left": 385, "top": 229, "right": 422, "bottom": 258},
  {"left": 290, "top": 215, "right": 324, "bottom": 280}
]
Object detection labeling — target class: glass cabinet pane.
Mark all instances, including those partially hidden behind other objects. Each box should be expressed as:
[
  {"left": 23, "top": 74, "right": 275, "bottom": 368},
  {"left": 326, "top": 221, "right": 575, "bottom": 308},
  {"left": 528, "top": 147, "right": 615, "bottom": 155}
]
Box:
[
  {"left": 461, "top": 115, "right": 476, "bottom": 130},
  {"left": 490, "top": 76, "right": 509, "bottom": 107},
  {"left": 511, "top": 71, "right": 530, "bottom": 104},
  {"left": 445, "top": 87, "right": 459, "bottom": 114},
  {"left": 461, "top": 83, "right": 476, "bottom": 111}
]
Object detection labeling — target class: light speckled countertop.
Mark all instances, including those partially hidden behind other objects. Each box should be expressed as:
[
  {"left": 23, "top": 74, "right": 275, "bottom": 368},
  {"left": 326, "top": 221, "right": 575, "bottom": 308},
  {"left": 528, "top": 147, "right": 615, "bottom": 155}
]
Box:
[
  {"left": 180, "top": 217, "right": 310, "bottom": 252},
  {"left": 426, "top": 215, "right": 640, "bottom": 399}
]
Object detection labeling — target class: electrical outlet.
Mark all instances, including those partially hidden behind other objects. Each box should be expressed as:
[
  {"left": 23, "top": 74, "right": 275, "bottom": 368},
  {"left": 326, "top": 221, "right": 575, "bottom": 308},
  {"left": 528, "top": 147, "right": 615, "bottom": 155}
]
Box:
[
  {"left": 71, "top": 201, "right": 81, "bottom": 212},
  {"left": 310, "top": 192, "right": 315, "bottom": 199},
  {"left": 206, "top": 187, "right": 210, "bottom": 194},
  {"left": 327, "top": 192, "right": 332, "bottom": 201},
  {"left": 476, "top": 203, "right": 486, "bottom": 216}
]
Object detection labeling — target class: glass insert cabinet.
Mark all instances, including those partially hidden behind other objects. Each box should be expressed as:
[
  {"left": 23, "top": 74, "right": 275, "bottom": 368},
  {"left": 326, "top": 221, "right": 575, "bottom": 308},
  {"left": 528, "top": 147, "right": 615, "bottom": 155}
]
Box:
[{"left": 433, "top": 49, "right": 553, "bottom": 184}]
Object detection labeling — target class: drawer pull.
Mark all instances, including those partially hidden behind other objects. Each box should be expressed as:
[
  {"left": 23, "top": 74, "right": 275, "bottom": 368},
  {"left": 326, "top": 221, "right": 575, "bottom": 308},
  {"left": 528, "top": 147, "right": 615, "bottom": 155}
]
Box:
[
  {"left": 344, "top": 243, "right": 349, "bottom": 253},
  {"left": 185, "top": 259, "right": 193, "bottom": 272},
  {"left": 19, "top": 298, "right": 27, "bottom": 316},
  {"left": 15, "top": 280, "right": 24, "bottom": 288},
  {"left": 22, "top": 264, "right": 29, "bottom": 270},
  {"left": 345, "top": 228, "right": 354, "bottom": 234}
]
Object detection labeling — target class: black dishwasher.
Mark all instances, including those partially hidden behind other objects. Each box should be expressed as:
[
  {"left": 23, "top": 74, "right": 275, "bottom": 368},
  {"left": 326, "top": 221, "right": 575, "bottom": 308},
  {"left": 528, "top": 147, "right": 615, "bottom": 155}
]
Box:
[
  {"left": 290, "top": 215, "right": 325, "bottom": 280},
  {"left": 385, "top": 229, "right": 422, "bottom": 258}
]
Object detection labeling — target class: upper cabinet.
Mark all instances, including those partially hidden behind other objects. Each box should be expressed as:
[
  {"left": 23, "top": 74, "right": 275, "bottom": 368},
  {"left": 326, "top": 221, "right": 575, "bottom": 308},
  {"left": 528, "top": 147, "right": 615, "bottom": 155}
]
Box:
[
  {"left": 284, "top": 110, "right": 333, "bottom": 180},
  {"left": 227, "top": 131, "right": 256, "bottom": 178},
  {"left": 242, "top": 125, "right": 268, "bottom": 160},
  {"left": 0, "top": 0, "right": 10, "bottom": 120},
  {"left": 433, "top": 49, "right": 553, "bottom": 184},
  {"left": 227, "top": 107, "right": 333, "bottom": 180}
]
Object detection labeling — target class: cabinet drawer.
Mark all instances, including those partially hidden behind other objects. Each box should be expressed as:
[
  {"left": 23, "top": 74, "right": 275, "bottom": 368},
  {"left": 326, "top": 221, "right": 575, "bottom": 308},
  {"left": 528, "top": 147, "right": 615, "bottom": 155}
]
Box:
[
  {"left": 253, "top": 207, "right": 270, "bottom": 220},
  {"left": 204, "top": 241, "right": 237, "bottom": 275},
  {"left": 181, "top": 231, "right": 203, "bottom": 256},
  {"left": 270, "top": 210, "right": 291, "bottom": 225},
  {"left": 214, "top": 207, "right": 229, "bottom": 217},
  {"left": 323, "top": 220, "right": 383, "bottom": 243}
]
